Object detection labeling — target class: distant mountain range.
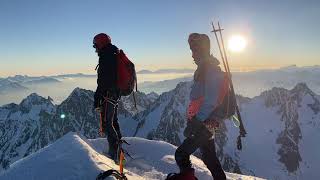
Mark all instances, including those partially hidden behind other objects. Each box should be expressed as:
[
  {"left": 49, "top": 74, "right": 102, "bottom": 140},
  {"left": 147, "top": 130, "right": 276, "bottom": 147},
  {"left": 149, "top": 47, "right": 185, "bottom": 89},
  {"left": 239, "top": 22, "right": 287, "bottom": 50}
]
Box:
[
  {"left": 0, "top": 79, "right": 29, "bottom": 94},
  {"left": 138, "top": 76, "right": 193, "bottom": 94},
  {"left": 1, "top": 65, "right": 320, "bottom": 103},
  {"left": 6, "top": 75, "right": 61, "bottom": 84},
  {"left": 232, "top": 65, "right": 320, "bottom": 97},
  {"left": 264, "top": 64, "right": 320, "bottom": 73},
  {"left": 0, "top": 75, "right": 61, "bottom": 94},
  {"left": 51, "top": 73, "right": 96, "bottom": 79},
  {"left": 137, "top": 68, "right": 194, "bottom": 74}
]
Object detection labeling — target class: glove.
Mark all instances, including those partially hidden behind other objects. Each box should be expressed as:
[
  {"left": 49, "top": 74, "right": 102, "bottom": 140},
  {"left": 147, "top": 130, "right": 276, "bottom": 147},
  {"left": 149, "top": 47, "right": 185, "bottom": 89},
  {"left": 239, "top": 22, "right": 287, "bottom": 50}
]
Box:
[
  {"left": 93, "top": 97, "right": 99, "bottom": 109},
  {"left": 95, "top": 107, "right": 101, "bottom": 113},
  {"left": 203, "top": 119, "right": 219, "bottom": 135},
  {"left": 94, "top": 94, "right": 104, "bottom": 111}
]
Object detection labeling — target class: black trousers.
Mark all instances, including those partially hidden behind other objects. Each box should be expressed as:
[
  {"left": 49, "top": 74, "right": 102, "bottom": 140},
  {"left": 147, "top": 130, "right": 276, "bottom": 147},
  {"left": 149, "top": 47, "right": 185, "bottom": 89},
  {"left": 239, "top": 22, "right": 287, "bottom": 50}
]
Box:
[
  {"left": 175, "top": 129, "right": 226, "bottom": 180},
  {"left": 101, "top": 98, "right": 122, "bottom": 158}
]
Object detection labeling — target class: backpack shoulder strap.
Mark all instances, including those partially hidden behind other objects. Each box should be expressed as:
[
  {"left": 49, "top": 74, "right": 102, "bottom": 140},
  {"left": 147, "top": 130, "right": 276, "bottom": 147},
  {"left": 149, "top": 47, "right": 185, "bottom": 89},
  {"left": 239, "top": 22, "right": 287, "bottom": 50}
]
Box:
[{"left": 216, "top": 72, "right": 230, "bottom": 105}]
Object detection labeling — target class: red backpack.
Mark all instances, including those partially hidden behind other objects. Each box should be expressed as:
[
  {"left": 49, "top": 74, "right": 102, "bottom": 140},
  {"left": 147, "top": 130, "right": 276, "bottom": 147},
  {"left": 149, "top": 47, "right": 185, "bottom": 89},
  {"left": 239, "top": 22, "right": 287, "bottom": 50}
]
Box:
[{"left": 116, "top": 49, "right": 137, "bottom": 96}]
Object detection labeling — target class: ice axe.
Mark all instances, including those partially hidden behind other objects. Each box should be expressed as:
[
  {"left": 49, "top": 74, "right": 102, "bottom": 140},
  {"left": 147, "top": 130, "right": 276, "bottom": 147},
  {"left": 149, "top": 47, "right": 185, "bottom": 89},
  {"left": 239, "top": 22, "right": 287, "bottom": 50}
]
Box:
[{"left": 211, "top": 21, "right": 247, "bottom": 150}]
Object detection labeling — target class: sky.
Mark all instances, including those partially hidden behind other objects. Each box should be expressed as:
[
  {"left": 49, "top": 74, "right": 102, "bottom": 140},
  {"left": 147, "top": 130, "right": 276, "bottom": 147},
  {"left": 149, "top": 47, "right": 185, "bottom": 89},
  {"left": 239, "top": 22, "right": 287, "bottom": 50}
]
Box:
[{"left": 0, "top": 0, "right": 319, "bottom": 77}]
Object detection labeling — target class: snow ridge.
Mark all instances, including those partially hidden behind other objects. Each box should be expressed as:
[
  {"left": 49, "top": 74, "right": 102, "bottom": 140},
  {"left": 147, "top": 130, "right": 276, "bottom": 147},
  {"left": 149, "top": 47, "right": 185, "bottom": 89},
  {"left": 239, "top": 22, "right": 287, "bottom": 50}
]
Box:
[{"left": 0, "top": 132, "right": 265, "bottom": 180}]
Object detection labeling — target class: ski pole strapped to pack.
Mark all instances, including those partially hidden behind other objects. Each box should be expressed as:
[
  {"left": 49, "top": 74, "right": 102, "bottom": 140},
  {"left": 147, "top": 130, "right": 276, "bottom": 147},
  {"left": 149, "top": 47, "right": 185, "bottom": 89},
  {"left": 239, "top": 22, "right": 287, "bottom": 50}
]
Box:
[{"left": 211, "top": 21, "right": 247, "bottom": 150}]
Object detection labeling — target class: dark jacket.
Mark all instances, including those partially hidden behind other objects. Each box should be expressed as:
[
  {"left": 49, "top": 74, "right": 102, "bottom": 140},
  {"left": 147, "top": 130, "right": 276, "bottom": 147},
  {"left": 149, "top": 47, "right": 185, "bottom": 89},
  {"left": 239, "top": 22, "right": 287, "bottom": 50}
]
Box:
[{"left": 94, "top": 44, "right": 120, "bottom": 108}]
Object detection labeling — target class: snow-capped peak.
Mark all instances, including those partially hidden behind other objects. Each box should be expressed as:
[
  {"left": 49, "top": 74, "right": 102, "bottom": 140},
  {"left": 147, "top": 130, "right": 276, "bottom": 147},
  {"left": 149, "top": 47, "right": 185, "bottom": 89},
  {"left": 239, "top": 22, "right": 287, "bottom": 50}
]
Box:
[
  {"left": 19, "top": 93, "right": 53, "bottom": 109},
  {"left": 261, "top": 82, "right": 318, "bottom": 109},
  {"left": 291, "top": 82, "right": 314, "bottom": 96},
  {"left": 65, "top": 87, "right": 94, "bottom": 102},
  {"left": 7, "top": 75, "right": 29, "bottom": 83}
]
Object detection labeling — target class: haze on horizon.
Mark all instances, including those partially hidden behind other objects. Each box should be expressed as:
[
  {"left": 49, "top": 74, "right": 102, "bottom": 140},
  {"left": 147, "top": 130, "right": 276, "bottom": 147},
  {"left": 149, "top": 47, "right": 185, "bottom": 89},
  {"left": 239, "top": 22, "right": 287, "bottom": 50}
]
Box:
[{"left": 0, "top": 0, "right": 319, "bottom": 77}]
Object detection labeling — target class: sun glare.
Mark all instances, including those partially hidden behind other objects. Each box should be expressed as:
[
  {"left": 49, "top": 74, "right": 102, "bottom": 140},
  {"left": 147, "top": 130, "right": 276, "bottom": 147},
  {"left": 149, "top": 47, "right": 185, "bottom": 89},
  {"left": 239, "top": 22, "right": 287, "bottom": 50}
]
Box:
[{"left": 228, "top": 35, "right": 247, "bottom": 52}]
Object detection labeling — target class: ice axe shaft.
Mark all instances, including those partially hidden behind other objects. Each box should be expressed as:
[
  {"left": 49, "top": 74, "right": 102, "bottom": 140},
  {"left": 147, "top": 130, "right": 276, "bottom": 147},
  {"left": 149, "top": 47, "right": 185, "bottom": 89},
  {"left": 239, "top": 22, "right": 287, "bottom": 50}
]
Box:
[
  {"left": 211, "top": 22, "right": 228, "bottom": 78},
  {"left": 217, "top": 22, "right": 247, "bottom": 137}
]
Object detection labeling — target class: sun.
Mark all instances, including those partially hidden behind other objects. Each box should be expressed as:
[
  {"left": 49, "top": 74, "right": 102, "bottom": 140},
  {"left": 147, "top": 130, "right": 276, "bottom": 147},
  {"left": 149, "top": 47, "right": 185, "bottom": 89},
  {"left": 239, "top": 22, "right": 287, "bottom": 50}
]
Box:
[{"left": 228, "top": 35, "right": 247, "bottom": 52}]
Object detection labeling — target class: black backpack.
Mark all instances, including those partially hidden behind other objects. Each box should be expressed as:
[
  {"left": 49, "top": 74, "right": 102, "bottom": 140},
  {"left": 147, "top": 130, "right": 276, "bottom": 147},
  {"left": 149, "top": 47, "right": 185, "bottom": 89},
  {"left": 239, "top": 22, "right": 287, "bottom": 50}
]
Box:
[{"left": 210, "top": 75, "right": 237, "bottom": 120}]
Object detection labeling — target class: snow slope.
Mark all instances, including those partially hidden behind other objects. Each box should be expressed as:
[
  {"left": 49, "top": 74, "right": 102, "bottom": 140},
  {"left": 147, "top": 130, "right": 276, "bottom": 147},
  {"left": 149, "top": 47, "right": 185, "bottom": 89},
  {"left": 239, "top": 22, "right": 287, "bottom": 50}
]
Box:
[{"left": 0, "top": 132, "right": 264, "bottom": 180}]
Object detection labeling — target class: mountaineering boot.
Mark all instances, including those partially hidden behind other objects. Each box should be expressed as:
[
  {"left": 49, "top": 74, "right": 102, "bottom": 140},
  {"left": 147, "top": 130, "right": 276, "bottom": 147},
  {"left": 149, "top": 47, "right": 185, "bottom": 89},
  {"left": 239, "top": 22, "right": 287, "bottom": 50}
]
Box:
[
  {"left": 166, "top": 168, "right": 198, "bottom": 180},
  {"left": 102, "top": 142, "right": 119, "bottom": 164},
  {"left": 108, "top": 148, "right": 120, "bottom": 164},
  {"left": 103, "top": 151, "right": 119, "bottom": 165}
]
